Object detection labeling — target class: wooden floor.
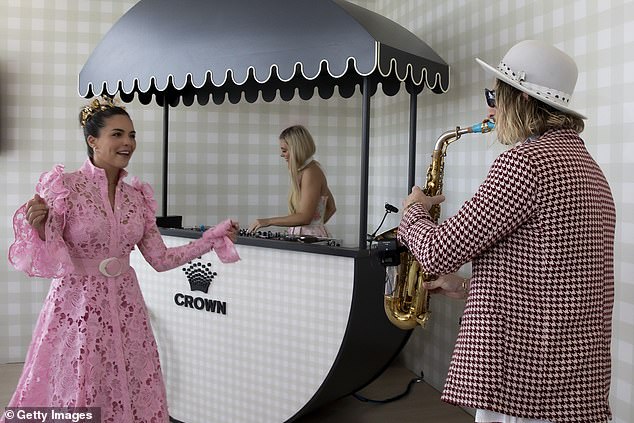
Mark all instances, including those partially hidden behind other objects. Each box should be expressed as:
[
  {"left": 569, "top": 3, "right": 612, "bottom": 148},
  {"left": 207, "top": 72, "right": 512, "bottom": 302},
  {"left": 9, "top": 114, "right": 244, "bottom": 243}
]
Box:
[{"left": 1, "top": 360, "right": 473, "bottom": 423}]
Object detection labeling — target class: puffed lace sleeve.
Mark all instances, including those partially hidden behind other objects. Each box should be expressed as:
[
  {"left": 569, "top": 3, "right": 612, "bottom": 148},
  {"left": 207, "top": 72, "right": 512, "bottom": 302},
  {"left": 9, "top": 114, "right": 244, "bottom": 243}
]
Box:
[
  {"left": 131, "top": 178, "right": 240, "bottom": 272},
  {"left": 8, "top": 164, "right": 74, "bottom": 278}
]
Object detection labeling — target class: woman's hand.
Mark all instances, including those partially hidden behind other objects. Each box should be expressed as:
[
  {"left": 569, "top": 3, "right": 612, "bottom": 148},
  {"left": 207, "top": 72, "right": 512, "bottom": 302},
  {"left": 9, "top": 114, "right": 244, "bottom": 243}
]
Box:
[
  {"left": 226, "top": 220, "right": 239, "bottom": 243},
  {"left": 423, "top": 273, "right": 469, "bottom": 299},
  {"left": 402, "top": 186, "right": 445, "bottom": 212},
  {"left": 248, "top": 218, "right": 270, "bottom": 233},
  {"left": 26, "top": 194, "right": 48, "bottom": 241}
]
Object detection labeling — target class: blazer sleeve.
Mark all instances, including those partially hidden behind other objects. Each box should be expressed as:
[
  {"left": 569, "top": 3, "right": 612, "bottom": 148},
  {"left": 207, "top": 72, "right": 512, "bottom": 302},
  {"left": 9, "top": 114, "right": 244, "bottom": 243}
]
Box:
[{"left": 398, "top": 148, "right": 538, "bottom": 274}]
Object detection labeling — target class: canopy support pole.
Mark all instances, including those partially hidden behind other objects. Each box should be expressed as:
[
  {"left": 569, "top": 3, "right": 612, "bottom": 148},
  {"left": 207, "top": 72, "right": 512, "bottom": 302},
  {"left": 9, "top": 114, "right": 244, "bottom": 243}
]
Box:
[
  {"left": 407, "top": 89, "right": 418, "bottom": 193},
  {"left": 358, "top": 77, "right": 371, "bottom": 250},
  {"left": 162, "top": 101, "right": 169, "bottom": 217}
]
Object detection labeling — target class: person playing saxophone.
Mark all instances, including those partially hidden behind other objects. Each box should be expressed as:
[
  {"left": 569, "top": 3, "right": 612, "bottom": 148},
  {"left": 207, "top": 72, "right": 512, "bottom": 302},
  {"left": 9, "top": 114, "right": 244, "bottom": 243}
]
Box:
[{"left": 397, "top": 40, "right": 615, "bottom": 423}]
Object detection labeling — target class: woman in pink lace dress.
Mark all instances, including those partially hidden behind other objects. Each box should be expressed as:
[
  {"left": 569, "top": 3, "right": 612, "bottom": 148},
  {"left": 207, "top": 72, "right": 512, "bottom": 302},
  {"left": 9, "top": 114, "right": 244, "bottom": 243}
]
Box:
[
  {"left": 248, "top": 125, "right": 336, "bottom": 237},
  {"left": 4, "top": 97, "right": 240, "bottom": 423}
]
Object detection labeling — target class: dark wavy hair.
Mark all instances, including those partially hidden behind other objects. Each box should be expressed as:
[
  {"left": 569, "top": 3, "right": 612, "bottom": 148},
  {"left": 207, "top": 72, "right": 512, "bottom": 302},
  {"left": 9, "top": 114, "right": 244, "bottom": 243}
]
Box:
[{"left": 79, "top": 105, "right": 130, "bottom": 159}]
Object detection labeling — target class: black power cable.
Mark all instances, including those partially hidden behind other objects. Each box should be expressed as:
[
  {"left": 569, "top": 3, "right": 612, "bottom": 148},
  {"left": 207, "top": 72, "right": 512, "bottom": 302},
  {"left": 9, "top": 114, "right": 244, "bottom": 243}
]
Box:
[{"left": 352, "top": 371, "right": 424, "bottom": 404}]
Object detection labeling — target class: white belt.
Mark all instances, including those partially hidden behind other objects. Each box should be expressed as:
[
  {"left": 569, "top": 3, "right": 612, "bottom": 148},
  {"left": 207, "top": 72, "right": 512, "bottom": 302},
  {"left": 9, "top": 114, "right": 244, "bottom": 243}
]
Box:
[{"left": 71, "top": 256, "right": 131, "bottom": 277}]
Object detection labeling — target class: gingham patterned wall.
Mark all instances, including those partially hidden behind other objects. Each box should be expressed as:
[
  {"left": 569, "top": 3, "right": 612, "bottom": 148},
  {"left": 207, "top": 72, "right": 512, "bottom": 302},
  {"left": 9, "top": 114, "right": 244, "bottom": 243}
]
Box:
[{"left": 1, "top": 1, "right": 632, "bottom": 422}]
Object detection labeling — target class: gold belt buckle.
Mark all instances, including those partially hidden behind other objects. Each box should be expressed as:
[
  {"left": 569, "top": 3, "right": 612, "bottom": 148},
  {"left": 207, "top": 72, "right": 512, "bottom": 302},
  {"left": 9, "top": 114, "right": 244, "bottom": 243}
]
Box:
[{"left": 98, "top": 257, "right": 123, "bottom": 277}]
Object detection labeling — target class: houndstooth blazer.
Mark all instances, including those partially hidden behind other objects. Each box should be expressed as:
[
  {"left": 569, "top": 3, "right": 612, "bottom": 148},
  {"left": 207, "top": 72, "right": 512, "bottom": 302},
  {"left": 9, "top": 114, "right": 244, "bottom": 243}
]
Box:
[{"left": 398, "top": 128, "right": 616, "bottom": 423}]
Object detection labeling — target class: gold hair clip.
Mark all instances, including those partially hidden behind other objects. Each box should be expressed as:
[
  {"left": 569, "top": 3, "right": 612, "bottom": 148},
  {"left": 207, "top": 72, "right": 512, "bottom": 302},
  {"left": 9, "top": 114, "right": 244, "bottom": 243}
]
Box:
[{"left": 80, "top": 96, "right": 124, "bottom": 127}]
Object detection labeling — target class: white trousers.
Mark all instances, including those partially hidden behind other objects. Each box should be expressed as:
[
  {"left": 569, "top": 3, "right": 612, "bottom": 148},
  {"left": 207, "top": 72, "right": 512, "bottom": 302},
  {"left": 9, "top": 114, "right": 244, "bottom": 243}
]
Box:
[{"left": 475, "top": 409, "right": 552, "bottom": 423}]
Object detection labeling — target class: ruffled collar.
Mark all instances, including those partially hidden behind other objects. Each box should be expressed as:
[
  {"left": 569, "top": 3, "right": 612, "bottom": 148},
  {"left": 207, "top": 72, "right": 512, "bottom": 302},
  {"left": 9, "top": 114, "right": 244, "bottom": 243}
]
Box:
[{"left": 80, "top": 159, "right": 128, "bottom": 185}]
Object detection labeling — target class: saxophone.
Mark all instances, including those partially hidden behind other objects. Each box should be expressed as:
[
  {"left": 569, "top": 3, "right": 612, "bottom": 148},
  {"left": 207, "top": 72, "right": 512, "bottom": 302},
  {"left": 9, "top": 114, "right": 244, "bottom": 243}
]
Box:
[{"left": 382, "top": 119, "right": 494, "bottom": 330}]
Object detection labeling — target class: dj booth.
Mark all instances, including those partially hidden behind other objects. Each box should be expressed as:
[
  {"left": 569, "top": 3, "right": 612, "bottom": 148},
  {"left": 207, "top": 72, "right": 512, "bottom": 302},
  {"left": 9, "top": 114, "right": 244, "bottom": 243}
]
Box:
[
  {"left": 81, "top": 1, "right": 451, "bottom": 421},
  {"left": 132, "top": 229, "right": 409, "bottom": 423}
]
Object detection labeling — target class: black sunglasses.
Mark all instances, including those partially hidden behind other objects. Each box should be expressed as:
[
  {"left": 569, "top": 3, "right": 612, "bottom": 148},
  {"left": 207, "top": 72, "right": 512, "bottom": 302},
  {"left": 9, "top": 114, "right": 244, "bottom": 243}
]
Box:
[{"left": 485, "top": 88, "right": 496, "bottom": 108}]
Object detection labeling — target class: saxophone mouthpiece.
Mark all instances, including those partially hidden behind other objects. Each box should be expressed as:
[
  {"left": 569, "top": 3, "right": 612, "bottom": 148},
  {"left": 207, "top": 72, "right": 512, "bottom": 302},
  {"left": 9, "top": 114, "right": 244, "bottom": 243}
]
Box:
[{"left": 470, "top": 119, "right": 495, "bottom": 133}]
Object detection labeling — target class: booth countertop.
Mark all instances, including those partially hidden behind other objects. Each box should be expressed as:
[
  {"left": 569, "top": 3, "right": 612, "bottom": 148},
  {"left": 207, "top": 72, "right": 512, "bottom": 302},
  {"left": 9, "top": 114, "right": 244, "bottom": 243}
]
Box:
[{"left": 159, "top": 227, "right": 367, "bottom": 258}]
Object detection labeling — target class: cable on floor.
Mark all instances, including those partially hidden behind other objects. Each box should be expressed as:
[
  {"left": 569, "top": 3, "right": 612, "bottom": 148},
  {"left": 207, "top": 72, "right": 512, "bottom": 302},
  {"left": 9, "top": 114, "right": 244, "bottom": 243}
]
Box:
[{"left": 352, "top": 371, "right": 424, "bottom": 404}]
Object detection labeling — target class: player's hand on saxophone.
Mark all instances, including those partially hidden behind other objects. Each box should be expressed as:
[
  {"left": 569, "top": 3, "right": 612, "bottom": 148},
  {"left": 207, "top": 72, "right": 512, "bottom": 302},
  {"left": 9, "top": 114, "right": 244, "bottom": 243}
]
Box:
[
  {"left": 423, "top": 273, "right": 469, "bottom": 300},
  {"left": 402, "top": 186, "right": 445, "bottom": 212}
]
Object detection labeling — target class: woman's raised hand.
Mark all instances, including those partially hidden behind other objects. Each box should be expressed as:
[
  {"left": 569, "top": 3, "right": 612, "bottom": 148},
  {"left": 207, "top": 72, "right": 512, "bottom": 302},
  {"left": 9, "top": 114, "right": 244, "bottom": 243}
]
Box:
[{"left": 26, "top": 194, "right": 48, "bottom": 241}]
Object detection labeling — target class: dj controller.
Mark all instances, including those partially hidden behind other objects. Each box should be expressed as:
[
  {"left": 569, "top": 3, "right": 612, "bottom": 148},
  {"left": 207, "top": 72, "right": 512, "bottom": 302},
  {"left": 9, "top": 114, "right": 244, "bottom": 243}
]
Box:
[
  {"left": 175, "top": 226, "right": 342, "bottom": 247},
  {"left": 237, "top": 229, "right": 342, "bottom": 246}
]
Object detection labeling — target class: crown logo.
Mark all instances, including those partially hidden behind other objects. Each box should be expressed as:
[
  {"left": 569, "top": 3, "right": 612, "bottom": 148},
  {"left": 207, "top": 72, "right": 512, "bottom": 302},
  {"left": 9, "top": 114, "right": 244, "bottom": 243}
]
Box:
[{"left": 183, "top": 262, "right": 217, "bottom": 294}]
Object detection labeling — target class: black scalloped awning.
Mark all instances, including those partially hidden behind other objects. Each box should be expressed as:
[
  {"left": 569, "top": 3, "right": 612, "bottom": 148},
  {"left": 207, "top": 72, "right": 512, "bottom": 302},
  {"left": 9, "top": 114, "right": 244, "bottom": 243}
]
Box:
[{"left": 78, "top": 0, "right": 450, "bottom": 106}]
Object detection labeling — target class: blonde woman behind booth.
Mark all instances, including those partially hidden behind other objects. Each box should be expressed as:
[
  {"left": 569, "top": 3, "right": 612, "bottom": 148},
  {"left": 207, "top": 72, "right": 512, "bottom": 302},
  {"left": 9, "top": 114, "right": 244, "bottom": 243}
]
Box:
[{"left": 249, "top": 125, "right": 336, "bottom": 237}]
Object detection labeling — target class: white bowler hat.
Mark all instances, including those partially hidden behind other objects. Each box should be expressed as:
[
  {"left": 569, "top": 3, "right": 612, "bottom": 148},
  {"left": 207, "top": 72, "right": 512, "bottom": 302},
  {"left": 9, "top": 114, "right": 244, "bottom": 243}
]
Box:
[{"left": 476, "top": 40, "right": 586, "bottom": 119}]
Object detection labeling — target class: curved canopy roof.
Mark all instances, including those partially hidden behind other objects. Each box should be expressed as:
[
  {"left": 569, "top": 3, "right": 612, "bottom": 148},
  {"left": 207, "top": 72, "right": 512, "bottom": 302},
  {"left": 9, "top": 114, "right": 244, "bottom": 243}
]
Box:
[{"left": 78, "top": 0, "right": 450, "bottom": 106}]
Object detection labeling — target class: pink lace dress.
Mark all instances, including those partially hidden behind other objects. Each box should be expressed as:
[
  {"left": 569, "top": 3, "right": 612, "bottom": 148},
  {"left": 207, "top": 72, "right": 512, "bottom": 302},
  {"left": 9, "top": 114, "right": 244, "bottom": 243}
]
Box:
[
  {"left": 5, "top": 159, "right": 239, "bottom": 423},
  {"left": 287, "top": 195, "right": 331, "bottom": 237}
]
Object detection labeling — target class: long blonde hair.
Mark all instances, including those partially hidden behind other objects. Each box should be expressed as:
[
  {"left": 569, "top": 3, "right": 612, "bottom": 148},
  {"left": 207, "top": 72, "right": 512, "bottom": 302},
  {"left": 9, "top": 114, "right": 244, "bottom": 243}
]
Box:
[
  {"left": 495, "top": 80, "right": 584, "bottom": 145},
  {"left": 279, "top": 125, "right": 317, "bottom": 214}
]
